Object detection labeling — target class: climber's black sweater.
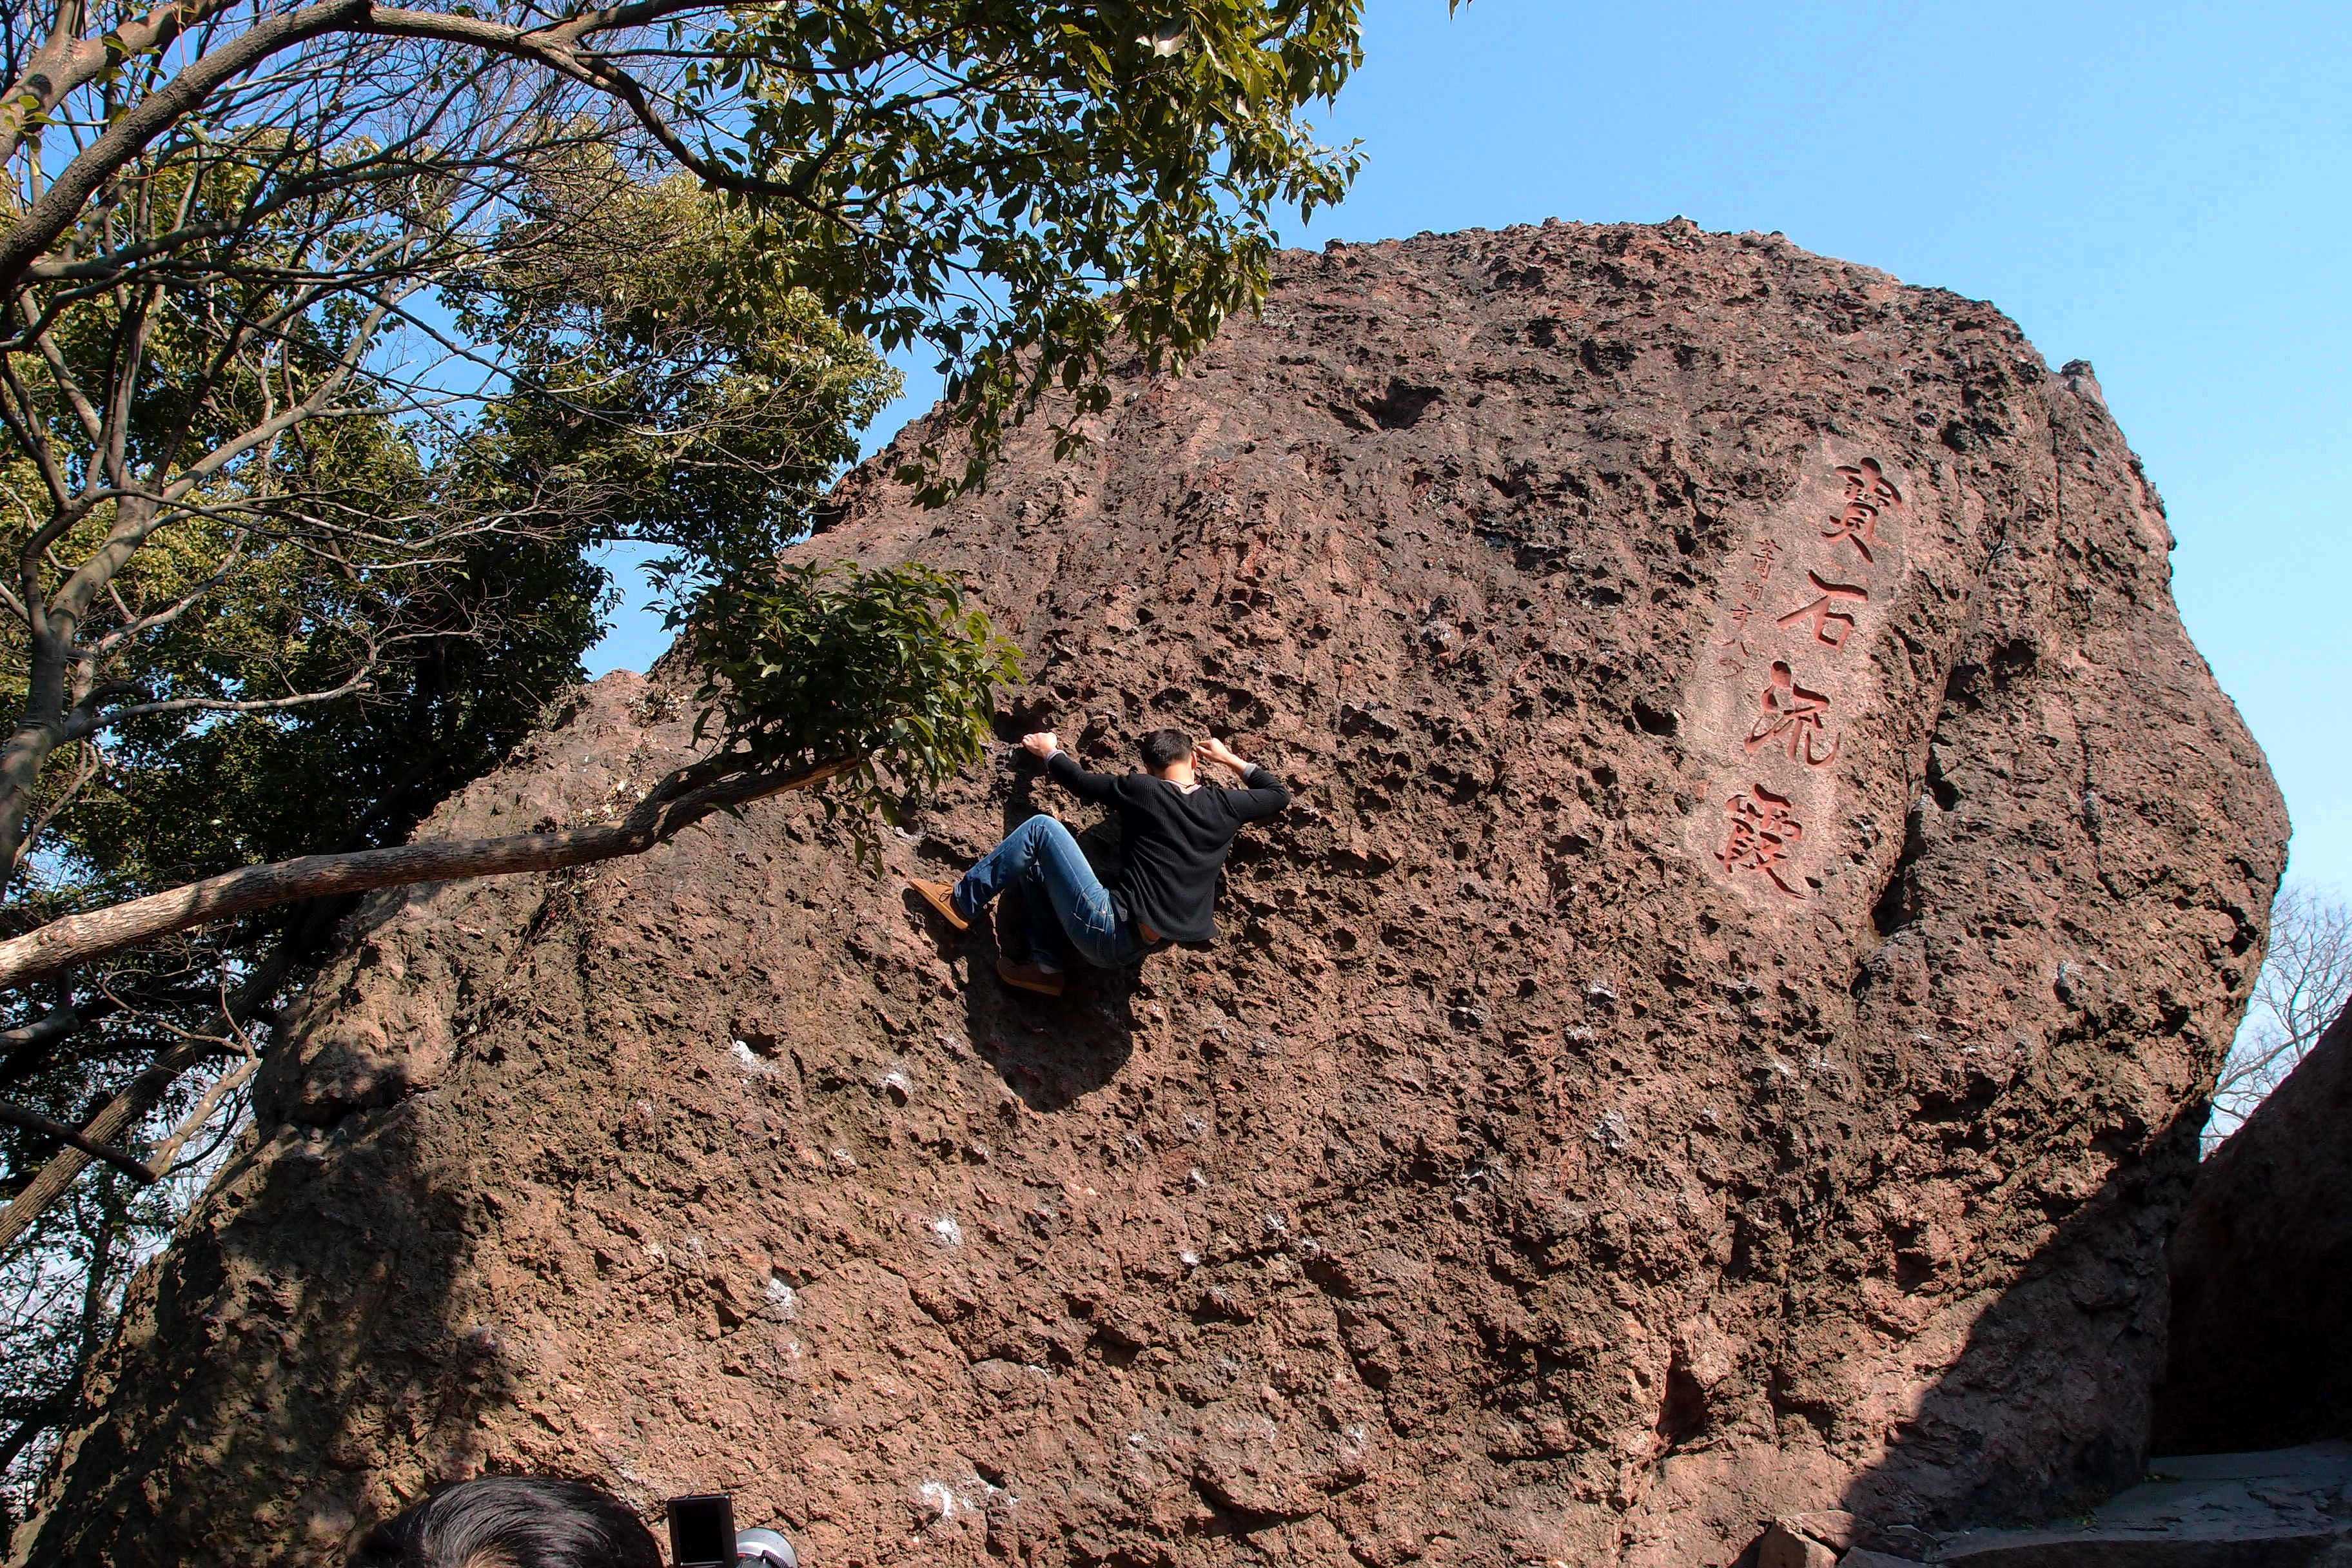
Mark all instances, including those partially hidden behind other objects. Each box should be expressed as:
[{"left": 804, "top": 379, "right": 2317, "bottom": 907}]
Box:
[{"left": 1046, "top": 751, "right": 1289, "bottom": 943}]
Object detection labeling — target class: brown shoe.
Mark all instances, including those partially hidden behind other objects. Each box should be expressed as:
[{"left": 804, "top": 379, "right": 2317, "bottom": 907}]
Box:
[
  {"left": 908, "top": 876, "right": 969, "bottom": 932},
  {"left": 995, "top": 956, "right": 1065, "bottom": 997}
]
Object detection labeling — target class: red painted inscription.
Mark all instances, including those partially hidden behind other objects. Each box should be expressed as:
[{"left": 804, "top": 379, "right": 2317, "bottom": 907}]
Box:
[
  {"left": 1823, "top": 458, "right": 1903, "bottom": 564},
  {"left": 1774, "top": 571, "right": 1869, "bottom": 650},
  {"left": 1717, "top": 785, "right": 1807, "bottom": 899},
  {"left": 1745, "top": 661, "right": 1839, "bottom": 767},
  {"left": 1706, "top": 455, "right": 1906, "bottom": 900}
]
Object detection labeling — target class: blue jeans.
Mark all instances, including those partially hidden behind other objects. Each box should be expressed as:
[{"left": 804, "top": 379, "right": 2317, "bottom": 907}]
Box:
[{"left": 955, "top": 815, "right": 1152, "bottom": 973}]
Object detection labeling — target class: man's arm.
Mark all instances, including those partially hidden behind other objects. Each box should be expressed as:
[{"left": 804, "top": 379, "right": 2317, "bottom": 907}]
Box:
[
  {"left": 1024, "top": 731, "right": 1120, "bottom": 803},
  {"left": 1197, "top": 736, "right": 1289, "bottom": 821}
]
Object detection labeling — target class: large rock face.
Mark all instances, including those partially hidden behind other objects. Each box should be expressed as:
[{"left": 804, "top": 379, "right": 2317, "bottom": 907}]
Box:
[
  {"left": 2153, "top": 1000, "right": 2352, "bottom": 1455},
  {"left": 15, "top": 222, "right": 2284, "bottom": 1568}
]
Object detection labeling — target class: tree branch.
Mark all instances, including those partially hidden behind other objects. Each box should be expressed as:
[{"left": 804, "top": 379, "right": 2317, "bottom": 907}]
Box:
[
  {"left": 0, "top": 0, "right": 91, "bottom": 171},
  {"left": 0, "top": 994, "right": 84, "bottom": 1055},
  {"left": 0, "top": 0, "right": 375, "bottom": 299},
  {"left": 10, "top": 734, "right": 101, "bottom": 872},
  {"left": 0, "top": 1100, "right": 159, "bottom": 1182},
  {"left": 0, "top": 1035, "right": 204, "bottom": 1251},
  {"left": 28, "top": 310, "right": 106, "bottom": 452},
  {"left": 355, "top": 3, "right": 830, "bottom": 215},
  {"left": 61, "top": 665, "right": 372, "bottom": 738},
  {"left": 135, "top": 277, "right": 415, "bottom": 522},
  {"left": 0, "top": 751, "right": 857, "bottom": 989},
  {"left": 21, "top": 219, "right": 240, "bottom": 282},
  {"left": 144, "top": 1051, "right": 257, "bottom": 1174},
  {"left": 86, "top": 525, "right": 250, "bottom": 657},
  {"left": 0, "top": 0, "right": 266, "bottom": 172},
  {"left": 0, "top": 1398, "right": 64, "bottom": 1476},
  {"left": 0, "top": 327, "right": 76, "bottom": 516}
]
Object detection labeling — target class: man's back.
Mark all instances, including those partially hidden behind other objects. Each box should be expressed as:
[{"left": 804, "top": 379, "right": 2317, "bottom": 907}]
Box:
[{"left": 1048, "top": 752, "right": 1288, "bottom": 941}]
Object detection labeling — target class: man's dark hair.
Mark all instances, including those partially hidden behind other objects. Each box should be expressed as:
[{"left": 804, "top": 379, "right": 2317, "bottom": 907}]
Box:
[
  {"left": 350, "top": 1476, "right": 660, "bottom": 1568},
  {"left": 1139, "top": 728, "right": 1194, "bottom": 772}
]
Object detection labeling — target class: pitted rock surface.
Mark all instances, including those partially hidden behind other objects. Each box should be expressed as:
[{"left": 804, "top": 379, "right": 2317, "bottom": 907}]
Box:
[{"left": 15, "top": 222, "right": 2284, "bottom": 1568}]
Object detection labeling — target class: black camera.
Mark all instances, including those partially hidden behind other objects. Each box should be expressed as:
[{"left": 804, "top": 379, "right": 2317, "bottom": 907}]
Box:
[{"left": 666, "top": 1494, "right": 798, "bottom": 1568}]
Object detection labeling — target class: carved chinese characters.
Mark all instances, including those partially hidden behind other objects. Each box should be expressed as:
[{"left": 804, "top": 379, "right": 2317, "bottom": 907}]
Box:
[
  {"left": 1746, "top": 662, "right": 1838, "bottom": 768},
  {"left": 1714, "top": 537, "right": 1785, "bottom": 667},
  {"left": 1822, "top": 456, "right": 1899, "bottom": 562},
  {"left": 1689, "top": 451, "right": 1911, "bottom": 901},
  {"left": 1775, "top": 572, "right": 1868, "bottom": 651},
  {"left": 1716, "top": 785, "right": 1807, "bottom": 898}
]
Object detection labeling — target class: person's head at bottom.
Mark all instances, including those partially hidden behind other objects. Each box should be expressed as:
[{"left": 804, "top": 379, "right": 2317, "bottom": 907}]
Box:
[{"left": 351, "top": 1476, "right": 659, "bottom": 1568}]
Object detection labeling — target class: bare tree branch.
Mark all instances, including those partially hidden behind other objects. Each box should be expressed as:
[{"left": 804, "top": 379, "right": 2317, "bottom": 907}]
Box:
[
  {"left": 0, "top": 1034, "right": 207, "bottom": 1252},
  {"left": 2207, "top": 883, "right": 2352, "bottom": 1152},
  {"left": 9, "top": 738, "right": 100, "bottom": 874},
  {"left": 63, "top": 662, "right": 373, "bottom": 738},
  {"left": 0, "top": 1102, "right": 158, "bottom": 1184},
  {"left": 83, "top": 527, "right": 248, "bottom": 657},
  {"left": 0, "top": 0, "right": 375, "bottom": 298},
  {"left": 0, "top": 0, "right": 246, "bottom": 170},
  {"left": 20, "top": 221, "right": 241, "bottom": 284},
  {"left": 144, "top": 1052, "right": 257, "bottom": 1175}
]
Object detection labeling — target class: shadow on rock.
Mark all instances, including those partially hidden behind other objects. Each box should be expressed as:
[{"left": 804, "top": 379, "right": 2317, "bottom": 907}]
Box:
[
  {"left": 963, "top": 949, "right": 1141, "bottom": 1113},
  {"left": 954, "top": 789, "right": 1140, "bottom": 1113},
  {"left": 2151, "top": 995, "right": 2352, "bottom": 1457},
  {"left": 12, "top": 1088, "right": 496, "bottom": 1566},
  {"left": 1823, "top": 1103, "right": 2210, "bottom": 1556}
]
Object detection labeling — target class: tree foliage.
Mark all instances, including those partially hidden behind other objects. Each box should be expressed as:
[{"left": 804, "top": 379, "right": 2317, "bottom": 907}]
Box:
[
  {"left": 679, "top": 561, "right": 1023, "bottom": 834},
  {"left": 0, "top": 159, "right": 909, "bottom": 1504}
]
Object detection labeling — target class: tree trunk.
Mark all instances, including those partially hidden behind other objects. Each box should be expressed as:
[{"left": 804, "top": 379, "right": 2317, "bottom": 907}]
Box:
[
  {"left": 0, "top": 484, "right": 118, "bottom": 897},
  {"left": 0, "top": 630, "right": 70, "bottom": 897}
]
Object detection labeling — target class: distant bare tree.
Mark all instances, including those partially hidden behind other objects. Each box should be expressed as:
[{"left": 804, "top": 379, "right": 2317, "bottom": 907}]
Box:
[{"left": 2206, "top": 883, "right": 2352, "bottom": 1152}]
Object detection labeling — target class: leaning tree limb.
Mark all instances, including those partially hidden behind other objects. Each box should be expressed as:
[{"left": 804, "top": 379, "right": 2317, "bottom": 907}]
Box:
[
  {"left": 142, "top": 1053, "right": 261, "bottom": 1175},
  {"left": 0, "top": 750, "right": 856, "bottom": 992}
]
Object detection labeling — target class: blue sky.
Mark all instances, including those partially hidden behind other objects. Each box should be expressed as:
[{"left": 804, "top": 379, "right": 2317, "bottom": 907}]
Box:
[{"left": 589, "top": 0, "right": 2351, "bottom": 897}]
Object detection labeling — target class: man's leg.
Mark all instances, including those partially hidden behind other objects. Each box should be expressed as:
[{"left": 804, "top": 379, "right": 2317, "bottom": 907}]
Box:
[
  {"left": 952, "top": 815, "right": 1066, "bottom": 924},
  {"left": 1017, "top": 861, "right": 1069, "bottom": 972},
  {"left": 1012, "top": 818, "right": 1133, "bottom": 971},
  {"left": 954, "top": 815, "right": 1128, "bottom": 972}
]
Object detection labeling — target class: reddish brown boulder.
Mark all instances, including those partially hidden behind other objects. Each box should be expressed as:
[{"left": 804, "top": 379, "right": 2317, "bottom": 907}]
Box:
[
  {"left": 12, "top": 222, "right": 2283, "bottom": 1568},
  {"left": 2153, "top": 1000, "right": 2352, "bottom": 1455}
]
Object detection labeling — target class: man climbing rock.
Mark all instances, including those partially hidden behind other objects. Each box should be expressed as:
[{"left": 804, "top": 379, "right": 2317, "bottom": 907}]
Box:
[{"left": 910, "top": 728, "right": 1289, "bottom": 995}]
